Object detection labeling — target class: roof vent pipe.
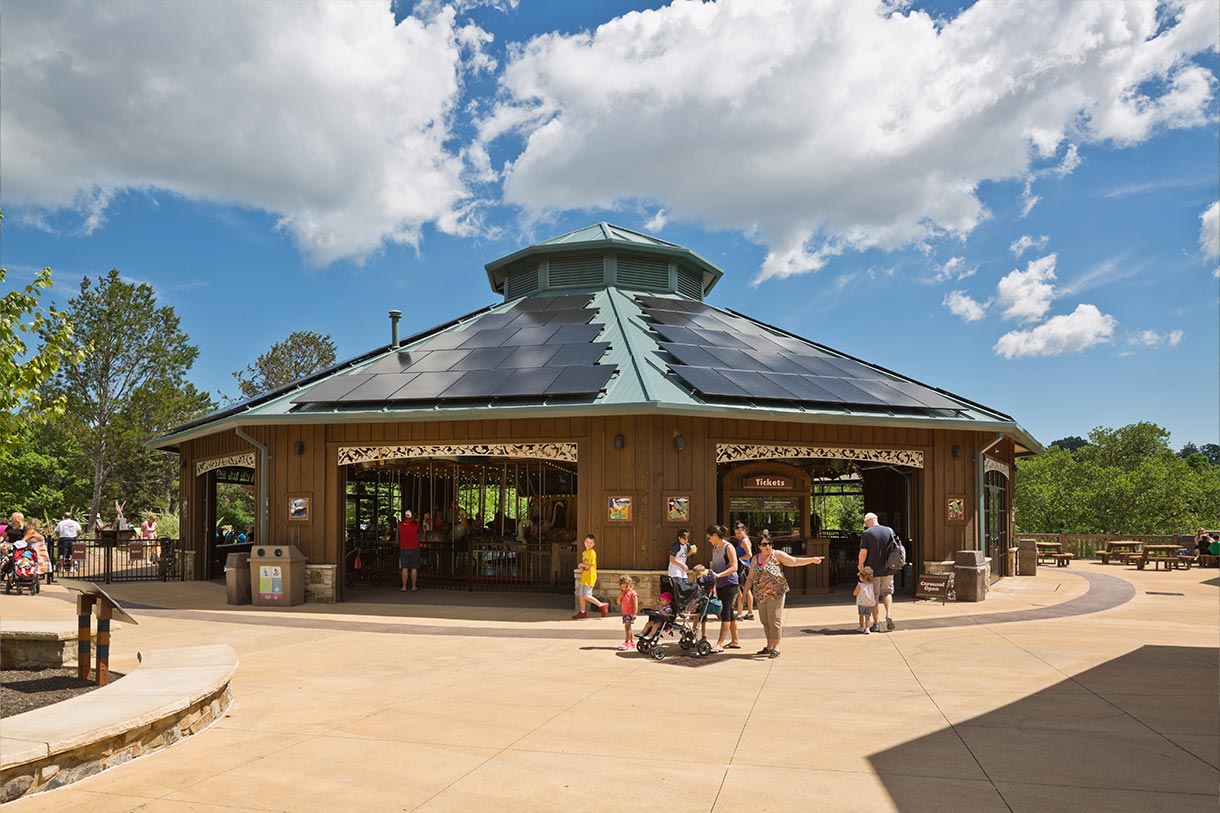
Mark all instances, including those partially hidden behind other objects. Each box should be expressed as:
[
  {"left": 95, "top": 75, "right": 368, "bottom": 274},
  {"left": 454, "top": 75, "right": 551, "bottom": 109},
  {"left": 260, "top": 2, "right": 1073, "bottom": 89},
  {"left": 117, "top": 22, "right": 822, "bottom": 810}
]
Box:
[{"left": 388, "top": 309, "right": 402, "bottom": 347}]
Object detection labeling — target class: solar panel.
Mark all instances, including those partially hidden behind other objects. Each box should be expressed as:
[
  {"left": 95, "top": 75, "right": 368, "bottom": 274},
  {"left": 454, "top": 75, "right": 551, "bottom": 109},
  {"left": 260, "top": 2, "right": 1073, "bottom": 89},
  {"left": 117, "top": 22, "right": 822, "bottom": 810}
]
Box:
[
  {"left": 438, "top": 369, "right": 512, "bottom": 399},
  {"left": 340, "top": 374, "right": 420, "bottom": 402},
  {"left": 544, "top": 365, "right": 615, "bottom": 396},
  {"left": 847, "top": 379, "right": 927, "bottom": 408},
  {"left": 691, "top": 329, "right": 752, "bottom": 349},
  {"left": 448, "top": 347, "right": 515, "bottom": 371},
  {"left": 547, "top": 294, "right": 594, "bottom": 310},
  {"left": 670, "top": 366, "right": 750, "bottom": 397},
  {"left": 660, "top": 343, "right": 723, "bottom": 368},
  {"left": 458, "top": 328, "right": 520, "bottom": 348},
  {"left": 883, "top": 380, "right": 961, "bottom": 409},
  {"left": 789, "top": 355, "right": 852, "bottom": 377},
  {"left": 501, "top": 325, "right": 560, "bottom": 346},
  {"left": 703, "top": 346, "right": 761, "bottom": 370},
  {"left": 652, "top": 324, "right": 704, "bottom": 345},
  {"left": 510, "top": 296, "right": 556, "bottom": 312},
  {"left": 459, "top": 313, "right": 515, "bottom": 331},
  {"left": 548, "top": 342, "right": 609, "bottom": 366},
  {"left": 551, "top": 324, "right": 602, "bottom": 344},
  {"left": 418, "top": 330, "right": 477, "bottom": 351},
  {"left": 725, "top": 369, "right": 798, "bottom": 400},
  {"left": 543, "top": 309, "right": 595, "bottom": 325},
  {"left": 402, "top": 350, "right": 466, "bottom": 372},
  {"left": 493, "top": 367, "right": 562, "bottom": 396},
  {"left": 291, "top": 374, "right": 373, "bottom": 403},
  {"left": 649, "top": 310, "right": 693, "bottom": 326},
  {"left": 746, "top": 351, "right": 809, "bottom": 375},
  {"left": 389, "top": 371, "right": 466, "bottom": 400},
  {"left": 804, "top": 376, "right": 888, "bottom": 406},
  {"left": 359, "top": 353, "right": 414, "bottom": 374},
  {"left": 503, "top": 311, "right": 552, "bottom": 329},
  {"left": 501, "top": 345, "right": 561, "bottom": 368},
  {"left": 762, "top": 373, "right": 846, "bottom": 402}
]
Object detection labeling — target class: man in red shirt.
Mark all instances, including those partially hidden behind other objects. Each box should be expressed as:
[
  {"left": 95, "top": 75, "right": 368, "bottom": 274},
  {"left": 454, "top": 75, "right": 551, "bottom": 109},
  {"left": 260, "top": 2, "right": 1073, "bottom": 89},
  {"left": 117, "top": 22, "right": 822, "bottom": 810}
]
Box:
[{"left": 398, "top": 510, "right": 421, "bottom": 592}]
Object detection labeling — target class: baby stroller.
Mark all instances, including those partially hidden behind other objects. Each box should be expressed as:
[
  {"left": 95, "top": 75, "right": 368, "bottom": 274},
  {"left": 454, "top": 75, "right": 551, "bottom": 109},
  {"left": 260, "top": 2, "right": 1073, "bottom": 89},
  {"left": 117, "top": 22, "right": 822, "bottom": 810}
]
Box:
[
  {"left": 3, "top": 541, "right": 41, "bottom": 595},
  {"left": 637, "top": 574, "right": 719, "bottom": 661}
]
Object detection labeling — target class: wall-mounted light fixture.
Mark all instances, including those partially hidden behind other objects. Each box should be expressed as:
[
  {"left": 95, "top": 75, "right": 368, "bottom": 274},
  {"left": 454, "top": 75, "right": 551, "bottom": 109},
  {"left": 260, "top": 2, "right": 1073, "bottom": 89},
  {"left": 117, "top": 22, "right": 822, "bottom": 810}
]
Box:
[
  {"left": 952, "top": 444, "right": 961, "bottom": 458},
  {"left": 293, "top": 441, "right": 305, "bottom": 455},
  {"left": 613, "top": 433, "right": 625, "bottom": 449},
  {"left": 674, "top": 433, "right": 685, "bottom": 451}
]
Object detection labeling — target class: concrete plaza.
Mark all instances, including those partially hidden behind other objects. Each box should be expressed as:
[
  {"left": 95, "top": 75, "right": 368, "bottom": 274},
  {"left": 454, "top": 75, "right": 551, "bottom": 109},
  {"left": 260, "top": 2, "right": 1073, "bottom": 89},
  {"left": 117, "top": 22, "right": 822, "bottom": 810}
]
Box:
[{"left": 2, "top": 566, "right": 1217, "bottom": 812}]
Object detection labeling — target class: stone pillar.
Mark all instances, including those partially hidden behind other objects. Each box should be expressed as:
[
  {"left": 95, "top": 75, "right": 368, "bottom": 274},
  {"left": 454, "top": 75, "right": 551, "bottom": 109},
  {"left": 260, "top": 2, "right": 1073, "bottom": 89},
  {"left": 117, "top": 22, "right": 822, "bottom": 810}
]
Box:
[
  {"left": 954, "top": 550, "right": 987, "bottom": 602},
  {"left": 305, "top": 565, "right": 337, "bottom": 603},
  {"left": 1017, "top": 539, "right": 1038, "bottom": 576}
]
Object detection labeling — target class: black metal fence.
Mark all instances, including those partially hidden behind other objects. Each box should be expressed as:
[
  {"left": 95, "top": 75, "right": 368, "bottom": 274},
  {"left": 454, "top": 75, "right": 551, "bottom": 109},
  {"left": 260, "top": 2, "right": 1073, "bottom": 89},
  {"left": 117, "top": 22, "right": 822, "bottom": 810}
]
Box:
[
  {"left": 344, "top": 535, "right": 578, "bottom": 593},
  {"left": 55, "top": 537, "right": 185, "bottom": 584}
]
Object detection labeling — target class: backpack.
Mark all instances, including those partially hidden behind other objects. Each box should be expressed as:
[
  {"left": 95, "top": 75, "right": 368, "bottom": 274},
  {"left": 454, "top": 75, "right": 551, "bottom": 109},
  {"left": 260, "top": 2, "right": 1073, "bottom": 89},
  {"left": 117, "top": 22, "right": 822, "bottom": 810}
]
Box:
[{"left": 883, "top": 533, "right": 907, "bottom": 573}]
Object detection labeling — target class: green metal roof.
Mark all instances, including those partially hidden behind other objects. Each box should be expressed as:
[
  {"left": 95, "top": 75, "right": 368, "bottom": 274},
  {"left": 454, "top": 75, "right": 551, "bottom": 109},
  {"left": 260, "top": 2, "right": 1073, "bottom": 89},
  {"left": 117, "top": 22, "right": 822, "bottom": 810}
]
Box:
[
  {"left": 151, "top": 285, "right": 1043, "bottom": 455},
  {"left": 484, "top": 222, "right": 724, "bottom": 297}
]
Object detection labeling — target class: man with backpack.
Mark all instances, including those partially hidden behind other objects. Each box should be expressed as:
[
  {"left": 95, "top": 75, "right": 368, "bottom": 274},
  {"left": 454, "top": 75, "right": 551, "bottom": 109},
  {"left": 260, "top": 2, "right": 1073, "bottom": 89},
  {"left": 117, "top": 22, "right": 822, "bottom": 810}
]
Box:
[{"left": 857, "top": 512, "right": 903, "bottom": 632}]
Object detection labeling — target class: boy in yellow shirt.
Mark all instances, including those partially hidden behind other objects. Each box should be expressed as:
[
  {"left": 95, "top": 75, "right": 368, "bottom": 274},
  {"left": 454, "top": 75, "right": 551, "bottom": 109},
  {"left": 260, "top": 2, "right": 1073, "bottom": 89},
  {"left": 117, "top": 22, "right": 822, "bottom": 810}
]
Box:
[{"left": 573, "top": 533, "right": 609, "bottom": 619}]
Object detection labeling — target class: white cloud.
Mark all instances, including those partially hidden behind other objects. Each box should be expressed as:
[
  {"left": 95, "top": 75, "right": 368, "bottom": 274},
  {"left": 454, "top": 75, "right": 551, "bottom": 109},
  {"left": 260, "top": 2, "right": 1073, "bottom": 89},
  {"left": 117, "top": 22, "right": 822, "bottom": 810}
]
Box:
[
  {"left": 1010, "top": 235, "right": 1049, "bottom": 257},
  {"left": 1, "top": 1, "right": 487, "bottom": 265},
  {"left": 994, "top": 304, "right": 1117, "bottom": 358},
  {"left": 929, "top": 256, "right": 978, "bottom": 284},
  {"left": 1129, "top": 328, "right": 1185, "bottom": 348},
  {"left": 1200, "top": 202, "right": 1219, "bottom": 272},
  {"left": 943, "top": 290, "right": 989, "bottom": 322},
  {"left": 1050, "top": 143, "right": 1081, "bottom": 178},
  {"left": 644, "top": 208, "right": 668, "bottom": 232},
  {"left": 995, "top": 254, "right": 1058, "bottom": 322},
  {"left": 482, "top": 0, "right": 1219, "bottom": 282}
]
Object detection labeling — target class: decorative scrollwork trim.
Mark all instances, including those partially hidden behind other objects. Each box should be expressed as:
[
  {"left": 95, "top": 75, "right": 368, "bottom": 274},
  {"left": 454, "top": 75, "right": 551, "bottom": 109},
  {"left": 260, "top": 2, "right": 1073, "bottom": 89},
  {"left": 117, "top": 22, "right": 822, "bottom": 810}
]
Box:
[
  {"left": 984, "top": 456, "right": 1010, "bottom": 479},
  {"left": 716, "top": 443, "right": 924, "bottom": 469},
  {"left": 338, "top": 443, "right": 578, "bottom": 466},
  {"left": 195, "top": 452, "right": 257, "bottom": 477}
]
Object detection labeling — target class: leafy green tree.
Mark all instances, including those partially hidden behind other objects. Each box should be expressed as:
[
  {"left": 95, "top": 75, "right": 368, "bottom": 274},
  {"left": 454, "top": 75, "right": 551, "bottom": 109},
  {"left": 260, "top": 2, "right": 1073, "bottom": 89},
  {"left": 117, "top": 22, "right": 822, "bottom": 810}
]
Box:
[
  {"left": 232, "top": 330, "right": 336, "bottom": 400},
  {"left": 44, "top": 269, "right": 213, "bottom": 526},
  {"left": 1049, "top": 436, "right": 1089, "bottom": 453}
]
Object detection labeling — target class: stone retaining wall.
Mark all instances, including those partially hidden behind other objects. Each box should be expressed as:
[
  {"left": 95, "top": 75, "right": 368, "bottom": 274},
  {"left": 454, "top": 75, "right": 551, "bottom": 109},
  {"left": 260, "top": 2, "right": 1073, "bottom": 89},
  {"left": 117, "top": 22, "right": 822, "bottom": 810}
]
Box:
[{"left": 1, "top": 683, "right": 232, "bottom": 802}]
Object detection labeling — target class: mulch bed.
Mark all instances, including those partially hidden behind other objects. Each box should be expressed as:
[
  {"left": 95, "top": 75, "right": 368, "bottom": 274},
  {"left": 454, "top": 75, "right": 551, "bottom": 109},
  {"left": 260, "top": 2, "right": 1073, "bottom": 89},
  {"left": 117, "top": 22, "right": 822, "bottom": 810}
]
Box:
[{"left": 1, "top": 668, "right": 124, "bottom": 718}]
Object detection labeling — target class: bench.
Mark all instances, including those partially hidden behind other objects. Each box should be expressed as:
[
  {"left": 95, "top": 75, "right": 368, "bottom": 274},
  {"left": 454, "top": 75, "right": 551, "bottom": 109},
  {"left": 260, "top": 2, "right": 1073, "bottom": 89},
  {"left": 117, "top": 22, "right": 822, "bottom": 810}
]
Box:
[
  {"left": 0, "top": 644, "right": 238, "bottom": 803},
  {"left": 1052, "top": 553, "right": 1075, "bottom": 567},
  {"left": 1173, "top": 554, "right": 1198, "bottom": 570},
  {"left": 1097, "top": 550, "right": 1112, "bottom": 564},
  {"left": 1200, "top": 554, "right": 1220, "bottom": 568},
  {"left": 1145, "top": 556, "right": 1178, "bottom": 571}
]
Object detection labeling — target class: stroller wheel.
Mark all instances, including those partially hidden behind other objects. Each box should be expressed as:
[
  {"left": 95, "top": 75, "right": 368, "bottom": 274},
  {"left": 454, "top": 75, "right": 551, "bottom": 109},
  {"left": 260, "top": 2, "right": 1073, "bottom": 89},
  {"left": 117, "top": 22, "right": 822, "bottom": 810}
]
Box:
[
  {"left": 696, "top": 639, "right": 713, "bottom": 657},
  {"left": 679, "top": 638, "right": 693, "bottom": 651},
  {"left": 651, "top": 646, "right": 665, "bottom": 661},
  {"left": 32, "top": 579, "right": 40, "bottom": 595},
  {"left": 636, "top": 639, "right": 649, "bottom": 654}
]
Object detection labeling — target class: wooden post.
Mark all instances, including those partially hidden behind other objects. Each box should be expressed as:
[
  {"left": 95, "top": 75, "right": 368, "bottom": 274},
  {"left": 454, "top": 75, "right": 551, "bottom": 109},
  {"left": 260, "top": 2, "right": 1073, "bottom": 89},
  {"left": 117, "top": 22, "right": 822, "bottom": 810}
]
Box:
[
  {"left": 76, "top": 594, "right": 96, "bottom": 681},
  {"left": 95, "top": 602, "right": 113, "bottom": 686}
]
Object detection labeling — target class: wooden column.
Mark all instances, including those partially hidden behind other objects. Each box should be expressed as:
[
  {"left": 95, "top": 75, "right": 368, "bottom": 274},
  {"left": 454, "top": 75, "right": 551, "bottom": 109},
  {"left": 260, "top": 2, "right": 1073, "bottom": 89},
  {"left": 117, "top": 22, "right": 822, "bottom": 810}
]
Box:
[
  {"left": 95, "top": 603, "right": 113, "bottom": 686},
  {"left": 76, "top": 594, "right": 96, "bottom": 681}
]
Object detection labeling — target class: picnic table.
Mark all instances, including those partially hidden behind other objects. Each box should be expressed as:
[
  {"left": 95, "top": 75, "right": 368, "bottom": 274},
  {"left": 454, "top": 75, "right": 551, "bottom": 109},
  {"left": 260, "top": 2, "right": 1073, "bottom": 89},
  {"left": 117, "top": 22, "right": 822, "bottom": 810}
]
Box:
[
  {"left": 1035, "top": 541, "right": 1062, "bottom": 564},
  {"left": 1136, "top": 544, "right": 1191, "bottom": 571},
  {"left": 1098, "top": 540, "right": 1142, "bottom": 565}
]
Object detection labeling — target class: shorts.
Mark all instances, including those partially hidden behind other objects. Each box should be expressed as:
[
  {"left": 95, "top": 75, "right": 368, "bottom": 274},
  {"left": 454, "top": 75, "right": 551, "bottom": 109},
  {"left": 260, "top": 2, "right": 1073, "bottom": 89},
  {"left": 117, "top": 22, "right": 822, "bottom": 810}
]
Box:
[
  {"left": 576, "top": 583, "right": 596, "bottom": 599},
  {"left": 716, "top": 583, "right": 739, "bottom": 621},
  {"left": 874, "top": 575, "right": 895, "bottom": 599},
  {"left": 399, "top": 547, "right": 421, "bottom": 569},
  {"left": 621, "top": 614, "right": 635, "bottom": 624},
  {"left": 58, "top": 538, "right": 75, "bottom": 559},
  {"left": 857, "top": 605, "right": 875, "bottom": 616}
]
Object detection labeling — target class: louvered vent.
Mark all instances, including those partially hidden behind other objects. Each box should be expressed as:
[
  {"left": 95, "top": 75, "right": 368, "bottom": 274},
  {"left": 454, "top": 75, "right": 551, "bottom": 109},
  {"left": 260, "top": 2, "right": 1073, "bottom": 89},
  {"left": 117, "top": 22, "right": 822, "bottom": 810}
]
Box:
[
  {"left": 617, "top": 256, "right": 669, "bottom": 291},
  {"left": 676, "top": 264, "right": 704, "bottom": 300},
  {"left": 504, "top": 264, "right": 540, "bottom": 299},
  {"left": 549, "top": 255, "right": 604, "bottom": 288}
]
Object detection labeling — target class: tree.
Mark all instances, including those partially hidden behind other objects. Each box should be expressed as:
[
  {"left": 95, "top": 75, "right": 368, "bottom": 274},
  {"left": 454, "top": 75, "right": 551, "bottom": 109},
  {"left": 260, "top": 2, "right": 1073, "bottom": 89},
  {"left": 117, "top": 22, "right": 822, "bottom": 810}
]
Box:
[
  {"left": 44, "top": 269, "right": 213, "bottom": 526},
  {"left": 1049, "top": 436, "right": 1089, "bottom": 453},
  {"left": 232, "top": 330, "right": 336, "bottom": 400},
  {"left": 1, "top": 214, "right": 81, "bottom": 435}
]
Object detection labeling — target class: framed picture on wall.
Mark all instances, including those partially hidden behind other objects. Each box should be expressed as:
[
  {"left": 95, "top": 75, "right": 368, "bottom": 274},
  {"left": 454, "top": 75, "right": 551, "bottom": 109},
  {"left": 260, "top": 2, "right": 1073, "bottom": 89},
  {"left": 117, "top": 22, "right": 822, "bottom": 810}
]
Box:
[
  {"left": 607, "top": 495, "right": 633, "bottom": 522},
  {"left": 946, "top": 496, "right": 966, "bottom": 522},
  {"left": 665, "top": 495, "right": 691, "bottom": 523},
  {"left": 288, "top": 494, "right": 312, "bottom": 523}
]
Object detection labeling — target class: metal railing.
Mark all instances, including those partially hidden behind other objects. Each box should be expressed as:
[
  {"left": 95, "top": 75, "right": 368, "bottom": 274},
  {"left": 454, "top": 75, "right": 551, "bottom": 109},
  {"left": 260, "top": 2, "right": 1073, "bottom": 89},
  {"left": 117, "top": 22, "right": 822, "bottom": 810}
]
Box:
[
  {"left": 344, "top": 535, "right": 577, "bottom": 593},
  {"left": 57, "top": 537, "right": 185, "bottom": 584}
]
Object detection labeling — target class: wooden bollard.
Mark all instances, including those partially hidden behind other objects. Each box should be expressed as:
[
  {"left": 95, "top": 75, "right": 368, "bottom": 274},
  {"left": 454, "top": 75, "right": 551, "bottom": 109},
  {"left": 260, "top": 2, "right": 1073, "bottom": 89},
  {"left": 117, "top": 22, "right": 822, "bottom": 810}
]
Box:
[
  {"left": 95, "top": 602, "right": 112, "bottom": 686},
  {"left": 76, "top": 594, "right": 96, "bottom": 681}
]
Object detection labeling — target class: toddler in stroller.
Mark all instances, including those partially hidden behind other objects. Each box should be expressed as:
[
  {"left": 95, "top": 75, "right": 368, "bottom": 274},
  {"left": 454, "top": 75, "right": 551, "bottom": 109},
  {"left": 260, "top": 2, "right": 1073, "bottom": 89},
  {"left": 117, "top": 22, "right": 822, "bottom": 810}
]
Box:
[
  {"left": 636, "top": 572, "right": 718, "bottom": 660},
  {"left": 2, "top": 540, "right": 41, "bottom": 595}
]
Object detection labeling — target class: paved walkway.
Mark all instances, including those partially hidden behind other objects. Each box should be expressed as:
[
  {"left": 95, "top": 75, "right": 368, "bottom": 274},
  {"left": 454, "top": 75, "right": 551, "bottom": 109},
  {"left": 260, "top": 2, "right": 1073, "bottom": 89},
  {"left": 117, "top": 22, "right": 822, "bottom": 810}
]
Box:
[{"left": 2, "top": 565, "right": 1217, "bottom": 812}]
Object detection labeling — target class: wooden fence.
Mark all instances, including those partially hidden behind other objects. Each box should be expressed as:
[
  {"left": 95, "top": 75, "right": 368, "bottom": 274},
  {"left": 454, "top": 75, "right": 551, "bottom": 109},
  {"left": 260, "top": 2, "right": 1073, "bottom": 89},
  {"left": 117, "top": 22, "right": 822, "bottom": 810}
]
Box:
[{"left": 1014, "top": 533, "right": 1181, "bottom": 559}]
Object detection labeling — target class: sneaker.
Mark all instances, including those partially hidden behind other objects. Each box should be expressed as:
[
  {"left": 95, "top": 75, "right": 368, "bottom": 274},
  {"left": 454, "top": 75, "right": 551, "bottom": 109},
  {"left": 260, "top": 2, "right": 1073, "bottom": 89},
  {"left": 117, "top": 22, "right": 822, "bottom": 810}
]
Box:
[
  {"left": 618, "top": 642, "right": 631, "bottom": 650},
  {"left": 768, "top": 649, "right": 780, "bottom": 658},
  {"left": 627, "top": 640, "right": 635, "bottom": 648},
  {"left": 864, "top": 627, "right": 872, "bottom": 635},
  {"left": 572, "top": 612, "right": 587, "bottom": 619},
  {"left": 600, "top": 603, "right": 609, "bottom": 618},
  {"left": 868, "top": 623, "right": 880, "bottom": 633},
  {"left": 886, "top": 616, "right": 895, "bottom": 631},
  {"left": 743, "top": 613, "right": 755, "bottom": 620},
  {"left": 756, "top": 647, "right": 772, "bottom": 655}
]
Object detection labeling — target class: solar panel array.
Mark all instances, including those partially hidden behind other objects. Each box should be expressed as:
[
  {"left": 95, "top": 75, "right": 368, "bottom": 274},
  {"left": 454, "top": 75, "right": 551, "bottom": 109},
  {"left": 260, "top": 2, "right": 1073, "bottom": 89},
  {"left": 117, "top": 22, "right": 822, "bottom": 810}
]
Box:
[
  {"left": 636, "top": 295, "right": 962, "bottom": 412},
  {"left": 292, "top": 294, "right": 615, "bottom": 405}
]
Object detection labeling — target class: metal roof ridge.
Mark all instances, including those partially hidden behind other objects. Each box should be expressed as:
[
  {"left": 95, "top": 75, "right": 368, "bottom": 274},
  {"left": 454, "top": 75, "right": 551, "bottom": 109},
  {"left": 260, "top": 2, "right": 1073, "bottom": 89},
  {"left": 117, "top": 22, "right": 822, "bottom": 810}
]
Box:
[{"left": 602, "top": 287, "right": 652, "bottom": 402}]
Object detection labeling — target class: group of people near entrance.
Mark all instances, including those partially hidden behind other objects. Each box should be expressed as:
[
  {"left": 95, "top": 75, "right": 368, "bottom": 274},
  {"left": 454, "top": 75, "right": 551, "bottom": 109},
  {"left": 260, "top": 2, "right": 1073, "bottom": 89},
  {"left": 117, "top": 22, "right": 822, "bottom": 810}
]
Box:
[
  {"left": 574, "top": 512, "right": 899, "bottom": 658},
  {"left": 0, "top": 510, "right": 165, "bottom": 580}
]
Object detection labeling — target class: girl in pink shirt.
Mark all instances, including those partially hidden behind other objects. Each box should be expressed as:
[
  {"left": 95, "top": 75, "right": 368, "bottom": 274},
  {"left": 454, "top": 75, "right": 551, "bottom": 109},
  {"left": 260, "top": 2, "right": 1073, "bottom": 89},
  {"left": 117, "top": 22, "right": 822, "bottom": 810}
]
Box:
[{"left": 618, "top": 575, "right": 638, "bottom": 651}]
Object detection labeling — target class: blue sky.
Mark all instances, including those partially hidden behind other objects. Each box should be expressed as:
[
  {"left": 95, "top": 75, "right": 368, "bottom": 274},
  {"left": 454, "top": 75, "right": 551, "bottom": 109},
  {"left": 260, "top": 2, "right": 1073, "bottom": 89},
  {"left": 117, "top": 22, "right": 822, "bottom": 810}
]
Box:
[{"left": 2, "top": 0, "right": 1218, "bottom": 447}]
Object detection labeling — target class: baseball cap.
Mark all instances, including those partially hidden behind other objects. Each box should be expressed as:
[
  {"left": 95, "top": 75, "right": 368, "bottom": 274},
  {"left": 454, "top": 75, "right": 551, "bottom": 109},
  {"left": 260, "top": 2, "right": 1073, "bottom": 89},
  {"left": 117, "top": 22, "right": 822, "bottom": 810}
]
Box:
[{"left": 404, "top": 510, "right": 413, "bottom": 518}]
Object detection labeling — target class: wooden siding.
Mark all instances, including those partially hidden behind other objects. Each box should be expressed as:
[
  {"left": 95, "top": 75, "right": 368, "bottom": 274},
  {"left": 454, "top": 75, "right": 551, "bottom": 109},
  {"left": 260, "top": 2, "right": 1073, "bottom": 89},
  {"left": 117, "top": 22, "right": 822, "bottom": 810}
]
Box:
[{"left": 177, "top": 416, "right": 1016, "bottom": 584}]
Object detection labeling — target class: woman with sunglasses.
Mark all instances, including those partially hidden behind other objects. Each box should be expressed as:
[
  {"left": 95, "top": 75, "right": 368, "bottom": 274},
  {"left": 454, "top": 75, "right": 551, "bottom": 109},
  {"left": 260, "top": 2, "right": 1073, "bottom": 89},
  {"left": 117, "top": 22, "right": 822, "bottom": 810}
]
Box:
[{"left": 744, "top": 529, "right": 824, "bottom": 658}]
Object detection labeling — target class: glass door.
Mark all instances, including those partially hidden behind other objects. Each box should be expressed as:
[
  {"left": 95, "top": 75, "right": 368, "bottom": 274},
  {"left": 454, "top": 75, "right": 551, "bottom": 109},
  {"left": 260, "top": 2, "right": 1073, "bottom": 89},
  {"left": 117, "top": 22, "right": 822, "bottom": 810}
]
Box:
[{"left": 984, "top": 470, "right": 1008, "bottom": 580}]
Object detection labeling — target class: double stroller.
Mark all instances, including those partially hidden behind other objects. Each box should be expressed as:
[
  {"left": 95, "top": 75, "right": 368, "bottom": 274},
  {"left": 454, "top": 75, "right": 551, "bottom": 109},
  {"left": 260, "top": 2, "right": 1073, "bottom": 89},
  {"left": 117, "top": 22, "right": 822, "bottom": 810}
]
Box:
[
  {"left": 2, "top": 541, "right": 41, "bottom": 595},
  {"left": 636, "top": 573, "right": 719, "bottom": 661}
]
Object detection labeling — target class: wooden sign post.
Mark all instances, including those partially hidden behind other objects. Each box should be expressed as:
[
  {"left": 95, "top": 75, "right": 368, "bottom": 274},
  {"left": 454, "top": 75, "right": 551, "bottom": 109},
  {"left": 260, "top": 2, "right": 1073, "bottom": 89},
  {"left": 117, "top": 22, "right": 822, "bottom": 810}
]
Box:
[{"left": 60, "top": 579, "right": 138, "bottom": 686}]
